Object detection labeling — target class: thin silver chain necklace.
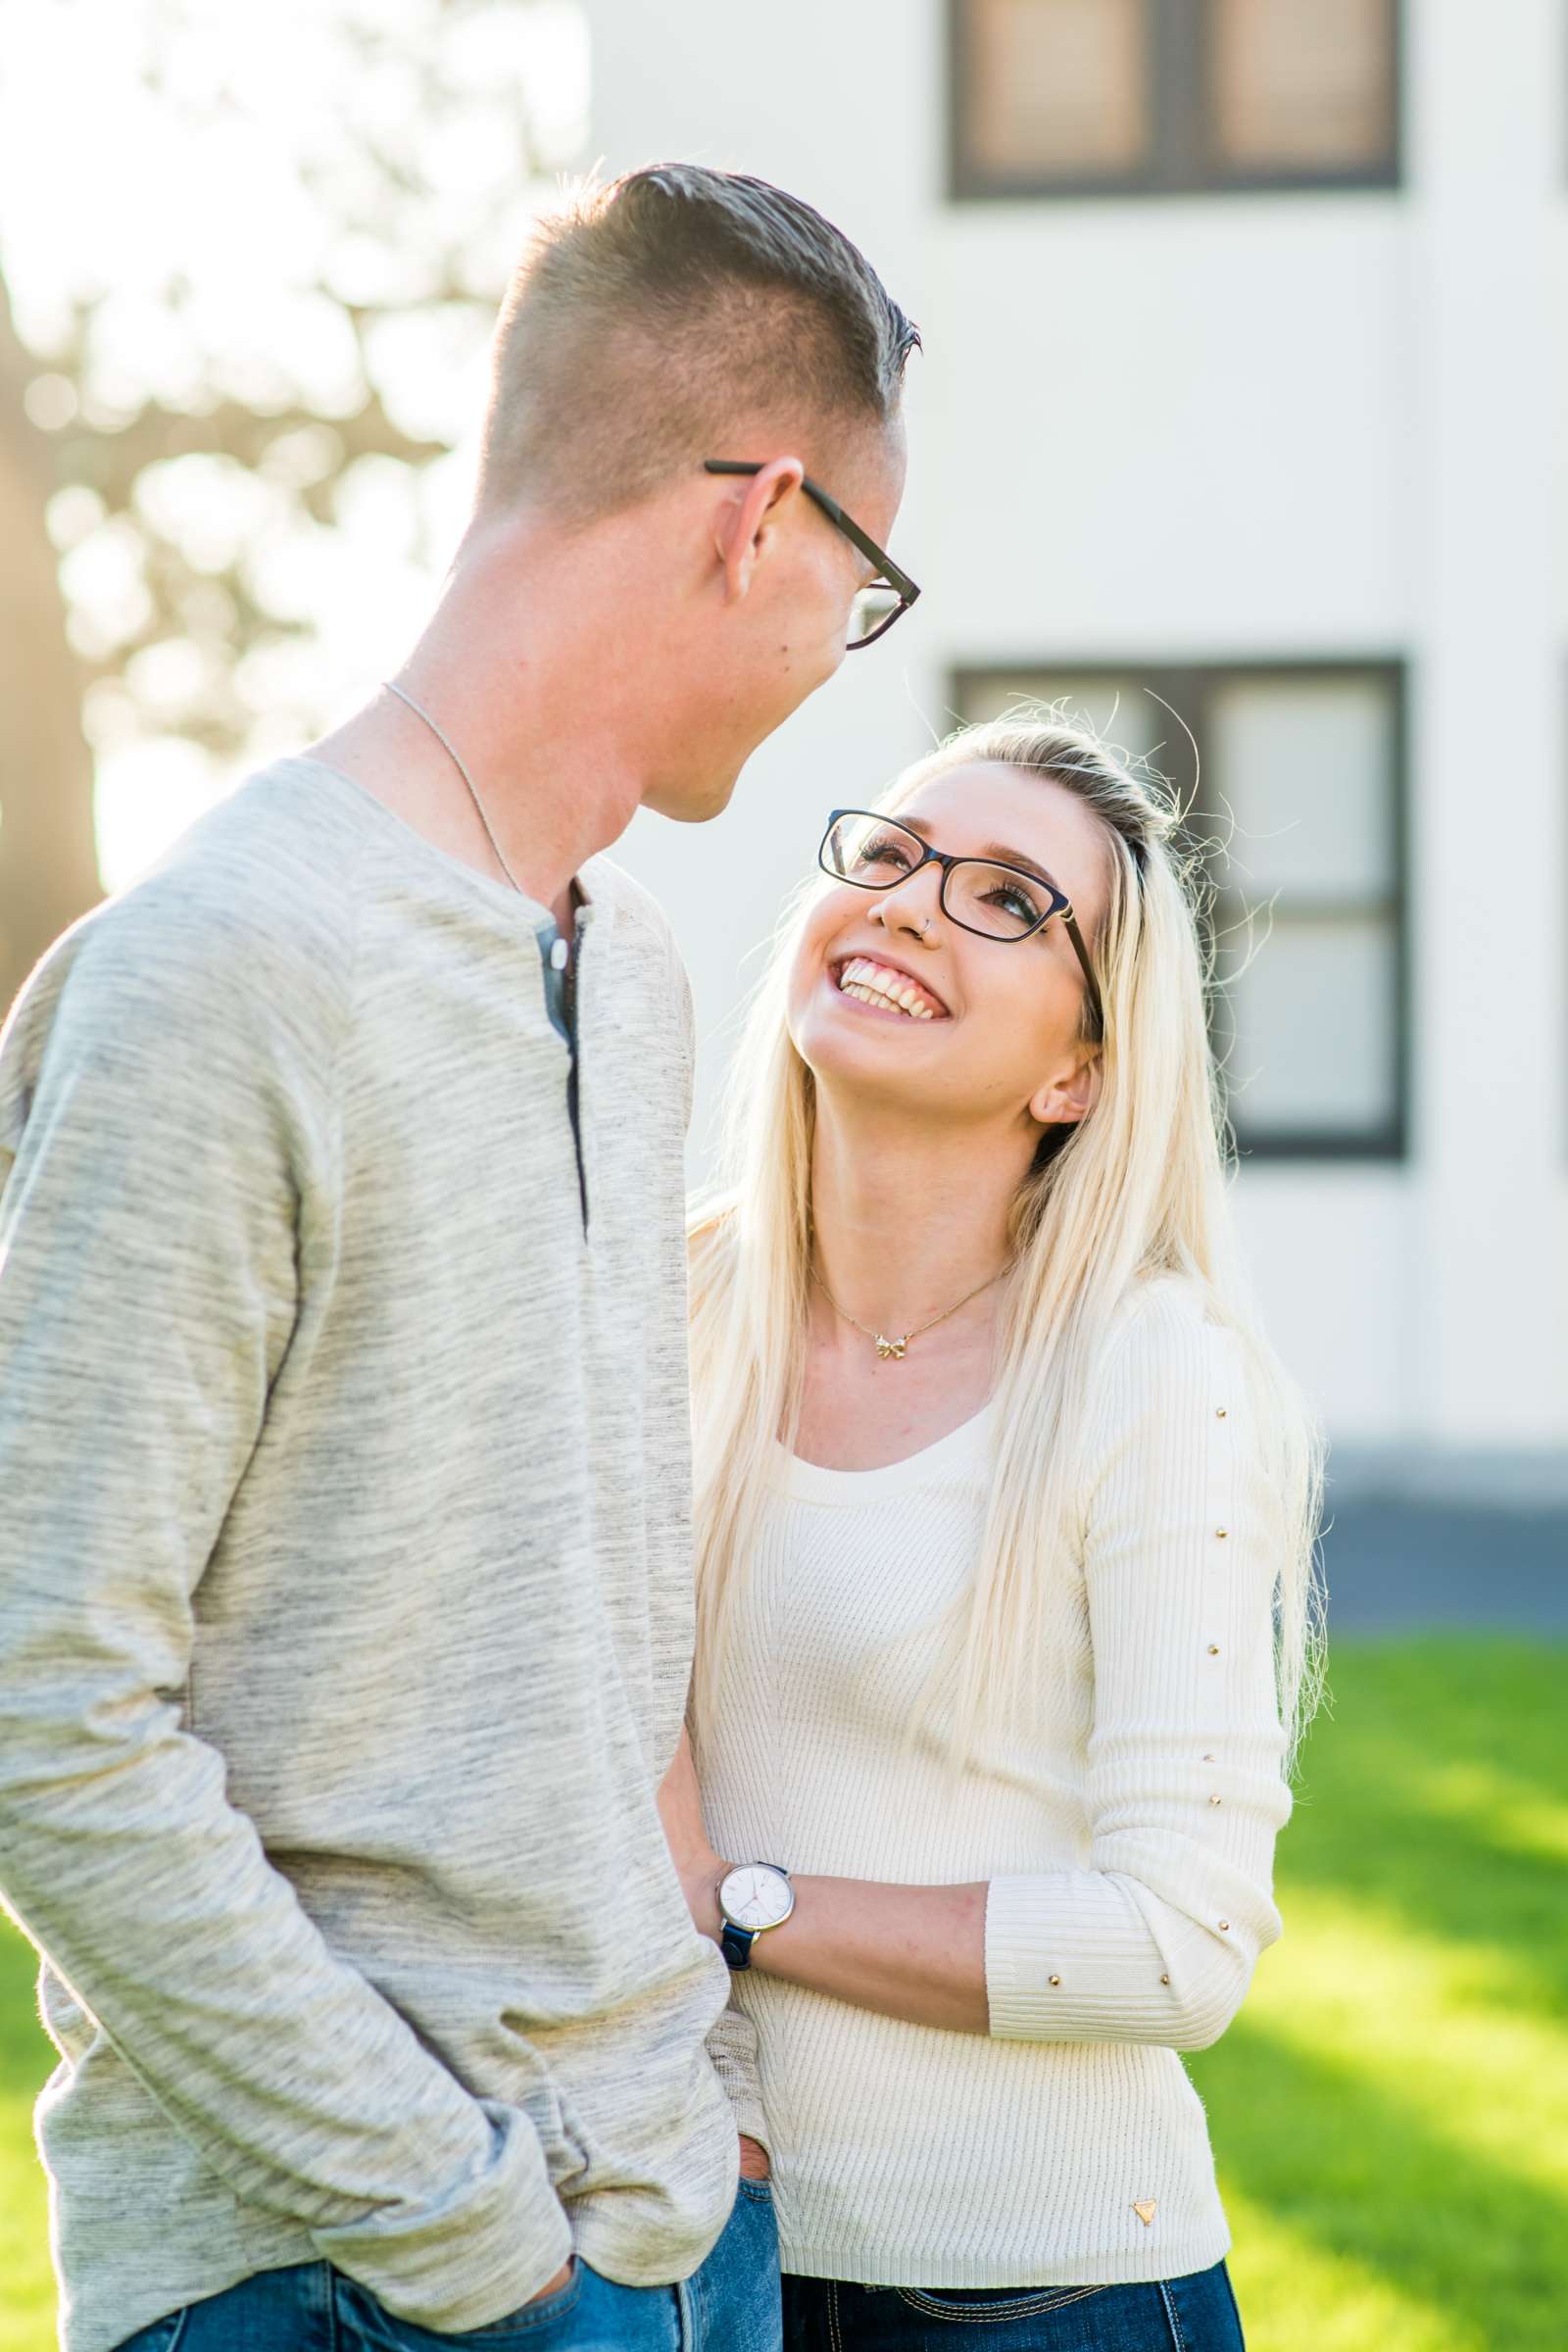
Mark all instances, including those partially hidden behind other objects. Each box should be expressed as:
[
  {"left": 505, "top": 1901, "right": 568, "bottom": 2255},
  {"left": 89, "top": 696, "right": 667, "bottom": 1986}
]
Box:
[{"left": 382, "top": 678, "right": 525, "bottom": 897}]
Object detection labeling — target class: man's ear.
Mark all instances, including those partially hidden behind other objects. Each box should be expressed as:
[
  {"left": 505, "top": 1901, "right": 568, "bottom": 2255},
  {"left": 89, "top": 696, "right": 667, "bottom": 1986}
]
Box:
[
  {"left": 1028, "top": 1048, "right": 1102, "bottom": 1130},
  {"left": 711, "top": 456, "right": 806, "bottom": 605}
]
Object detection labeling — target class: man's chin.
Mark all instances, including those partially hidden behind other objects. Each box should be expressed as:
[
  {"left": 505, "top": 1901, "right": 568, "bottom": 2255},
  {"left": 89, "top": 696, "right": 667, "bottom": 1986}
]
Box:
[{"left": 642, "top": 769, "right": 742, "bottom": 825}]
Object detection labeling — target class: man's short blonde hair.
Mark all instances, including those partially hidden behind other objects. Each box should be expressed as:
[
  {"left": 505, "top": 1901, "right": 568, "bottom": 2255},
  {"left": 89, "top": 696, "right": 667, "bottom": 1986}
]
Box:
[{"left": 476, "top": 164, "right": 918, "bottom": 523}]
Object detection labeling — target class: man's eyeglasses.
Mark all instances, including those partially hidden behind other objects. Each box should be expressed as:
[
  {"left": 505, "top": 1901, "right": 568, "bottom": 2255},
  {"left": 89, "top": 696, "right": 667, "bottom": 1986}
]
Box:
[
  {"left": 704, "top": 460, "right": 920, "bottom": 650},
  {"left": 818, "top": 808, "right": 1102, "bottom": 1031}
]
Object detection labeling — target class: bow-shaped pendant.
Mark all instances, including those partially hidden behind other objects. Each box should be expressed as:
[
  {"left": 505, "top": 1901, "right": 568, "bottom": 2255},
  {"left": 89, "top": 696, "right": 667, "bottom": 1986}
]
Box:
[{"left": 875, "top": 1334, "right": 908, "bottom": 1360}]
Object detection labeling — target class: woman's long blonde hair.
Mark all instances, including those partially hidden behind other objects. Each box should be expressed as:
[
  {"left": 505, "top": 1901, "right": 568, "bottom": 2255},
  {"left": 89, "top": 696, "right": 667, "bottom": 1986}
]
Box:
[{"left": 687, "top": 710, "right": 1325, "bottom": 1778}]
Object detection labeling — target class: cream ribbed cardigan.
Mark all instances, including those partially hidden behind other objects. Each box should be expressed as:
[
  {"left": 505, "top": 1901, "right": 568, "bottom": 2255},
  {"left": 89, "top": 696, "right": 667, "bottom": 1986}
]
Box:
[{"left": 700, "top": 1278, "right": 1292, "bottom": 2289}]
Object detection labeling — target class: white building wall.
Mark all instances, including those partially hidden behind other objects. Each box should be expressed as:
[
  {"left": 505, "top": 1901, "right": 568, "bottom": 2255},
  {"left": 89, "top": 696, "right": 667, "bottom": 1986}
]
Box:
[{"left": 586, "top": 0, "right": 1567, "bottom": 1457}]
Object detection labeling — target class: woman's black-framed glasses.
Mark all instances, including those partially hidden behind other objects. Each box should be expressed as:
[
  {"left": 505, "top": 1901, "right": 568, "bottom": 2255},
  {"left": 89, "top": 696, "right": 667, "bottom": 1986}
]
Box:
[
  {"left": 818, "top": 808, "right": 1102, "bottom": 1031},
  {"left": 704, "top": 460, "right": 920, "bottom": 649}
]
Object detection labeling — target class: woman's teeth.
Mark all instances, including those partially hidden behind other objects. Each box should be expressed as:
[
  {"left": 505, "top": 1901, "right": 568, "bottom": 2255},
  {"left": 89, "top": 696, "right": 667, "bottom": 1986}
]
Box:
[{"left": 836, "top": 957, "right": 941, "bottom": 1020}]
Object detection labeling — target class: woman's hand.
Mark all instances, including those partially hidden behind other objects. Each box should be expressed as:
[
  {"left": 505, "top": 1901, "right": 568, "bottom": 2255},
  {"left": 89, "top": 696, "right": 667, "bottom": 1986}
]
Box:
[
  {"left": 738, "top": 2132, "right": 771, "bottom": 2180},
  {"left": 657, "top": 1725, "right": 726, "bottom": 1942}
]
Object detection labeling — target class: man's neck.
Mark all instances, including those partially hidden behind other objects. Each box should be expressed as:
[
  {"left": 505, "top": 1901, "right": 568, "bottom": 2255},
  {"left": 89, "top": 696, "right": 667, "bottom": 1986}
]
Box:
[{"left": 309, "top": 514, "right": 663, "bottom": 913}]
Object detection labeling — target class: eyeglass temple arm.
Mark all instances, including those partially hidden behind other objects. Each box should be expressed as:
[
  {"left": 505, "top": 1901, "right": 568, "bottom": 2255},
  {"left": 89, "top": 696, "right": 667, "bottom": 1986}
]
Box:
[
  {"left": 800, "top": 483, "right": 920, "bottom": 606},
  {"left": 1060, "top": 908, "right": 1104, "bottom": 1033},
  {"left": 704, "top": 460, "right": 919, "bottom": 606}
]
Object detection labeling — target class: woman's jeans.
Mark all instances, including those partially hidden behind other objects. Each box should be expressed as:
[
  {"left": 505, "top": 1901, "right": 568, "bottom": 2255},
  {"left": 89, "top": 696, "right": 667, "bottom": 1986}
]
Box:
[
  {"left": 782, "top": 2259, "right": 1244, "bottom": 2351},
  {"left": 114, "top": 2177, "right": 781, "bottom": 2352}
]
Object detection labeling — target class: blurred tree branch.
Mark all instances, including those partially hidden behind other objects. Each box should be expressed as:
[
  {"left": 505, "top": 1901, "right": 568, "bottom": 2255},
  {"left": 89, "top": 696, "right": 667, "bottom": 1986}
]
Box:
[
  {"left": 0, "top": 0, "right": 569, "bottom": 1012},
  {"left": 0, "top": 270, "right": 102, "bottom": 1000}
]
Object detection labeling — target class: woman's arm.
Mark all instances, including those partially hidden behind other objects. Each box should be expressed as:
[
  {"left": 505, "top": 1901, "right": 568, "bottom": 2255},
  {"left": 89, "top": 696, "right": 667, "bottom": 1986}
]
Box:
[
  {"left": 980, "top": 1298, "right": 1292, "bottom": 2048},
  {"left": 662, "top": 1738, "right": 990, "bottom": 2032},
  {"left": 669, "top": 1290, "right": 1292, "bottom": 2050},
  {"left": 740, "top": 1872, "right": 992, "bottom": 2033}
]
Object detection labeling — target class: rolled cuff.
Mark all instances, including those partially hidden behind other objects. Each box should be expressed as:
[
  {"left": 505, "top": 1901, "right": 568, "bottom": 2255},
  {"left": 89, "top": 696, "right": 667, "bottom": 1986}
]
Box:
[
  {"left": 705, "top": 2002, "right": 771, "bottom": 2154},
  {"left": 985, "top": 1871, "right": 1261, "bottom": 2050},
  {"left": 311, "top": 2097, "right": 573, "bottom": 2331}
]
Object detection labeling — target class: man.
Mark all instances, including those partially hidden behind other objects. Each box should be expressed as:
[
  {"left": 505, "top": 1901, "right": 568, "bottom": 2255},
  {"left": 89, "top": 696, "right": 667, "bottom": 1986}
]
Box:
[{"left": 0, "top": 165, "right": 917, "bottom": 2352}]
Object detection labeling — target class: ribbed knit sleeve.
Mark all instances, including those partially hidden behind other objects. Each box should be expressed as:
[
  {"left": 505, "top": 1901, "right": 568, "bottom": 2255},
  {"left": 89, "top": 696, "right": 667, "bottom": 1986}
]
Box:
[
  {"left": 704, "top": 1998, "right": 770, "bottom": 2152},
  {"left": 985, "top": 1285, "right": 1292, "bottom": 2051}
]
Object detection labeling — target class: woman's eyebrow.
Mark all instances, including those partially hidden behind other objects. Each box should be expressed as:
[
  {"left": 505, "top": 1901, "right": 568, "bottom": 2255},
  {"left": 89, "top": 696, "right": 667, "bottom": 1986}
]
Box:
[
  {"left": 979, "top": 842, "right": 1064, "bottom": 891},
  {"left": 897, "top": 814, "right": 1066, "bottom": 896}
]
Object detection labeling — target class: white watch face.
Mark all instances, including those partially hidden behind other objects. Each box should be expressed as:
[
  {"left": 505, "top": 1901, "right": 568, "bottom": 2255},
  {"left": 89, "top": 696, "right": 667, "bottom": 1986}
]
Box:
[{"left": 720, "top": 1864, "right": 793, "bottom": 1932}]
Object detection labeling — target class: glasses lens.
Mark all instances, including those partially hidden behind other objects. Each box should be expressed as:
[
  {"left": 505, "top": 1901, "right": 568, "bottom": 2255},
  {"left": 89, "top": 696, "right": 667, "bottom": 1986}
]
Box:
[
  {"left": 822, "top": 812, "right": 923, "bottom": 886},
  {"left": 945, "top": 860, "right": 1052, "bottom": 940},
  {"left": 847, "top": 582, "right": 904, "bottom": 648}
]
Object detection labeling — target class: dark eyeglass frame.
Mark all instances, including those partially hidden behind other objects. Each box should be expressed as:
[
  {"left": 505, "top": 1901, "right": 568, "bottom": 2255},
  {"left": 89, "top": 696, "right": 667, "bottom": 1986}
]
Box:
[
  {"left": 819, "top": 807, "right": 1103, "bottom": 1032},
  {"left": 704, "top": 459, "right": 921, "bottom": 649}
]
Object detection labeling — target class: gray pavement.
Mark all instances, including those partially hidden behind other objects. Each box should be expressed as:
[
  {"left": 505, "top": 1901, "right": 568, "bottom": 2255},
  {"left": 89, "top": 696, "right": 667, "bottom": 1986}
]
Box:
[
  {"left": 1321, "top": 1499, "right": 1568, "bottom": 1632},
  {"left": 1320, "top": 1450, "right": 1568, "bottom": 1634}
]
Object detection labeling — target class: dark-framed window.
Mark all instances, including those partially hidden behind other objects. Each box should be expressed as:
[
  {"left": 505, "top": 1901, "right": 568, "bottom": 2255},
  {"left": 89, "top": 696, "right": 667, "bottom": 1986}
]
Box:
[
  {"left": 950, "top": 0, "right": 1402, "bottom": 201},
  {"left": 952, "top": 660, "right": 1408, "bottom": 1160}
]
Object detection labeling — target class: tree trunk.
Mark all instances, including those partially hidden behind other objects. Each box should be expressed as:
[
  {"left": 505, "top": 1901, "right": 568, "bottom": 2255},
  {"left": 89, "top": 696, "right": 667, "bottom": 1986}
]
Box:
[{"left": 0, "top": 268, "right": 102, "bottom": 1019}]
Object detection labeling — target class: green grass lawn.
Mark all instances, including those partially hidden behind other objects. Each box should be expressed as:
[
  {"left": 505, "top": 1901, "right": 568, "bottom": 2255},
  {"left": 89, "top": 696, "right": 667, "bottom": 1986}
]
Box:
[
  {"left": 2, "top": 1639, "right": 1563, "bottom": 2351},
  {"left": 0, "top": 1889, "right": 54, "bottom": 2352}
]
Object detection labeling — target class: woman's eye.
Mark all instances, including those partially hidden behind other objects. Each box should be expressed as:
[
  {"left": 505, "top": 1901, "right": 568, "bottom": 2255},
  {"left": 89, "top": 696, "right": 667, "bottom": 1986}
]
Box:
[
  {"left": 984, "top": 882, "right": 1041, "bottom": 923},
  {"left": 861, "top": 838, "right": 913, "bottom": 872}
]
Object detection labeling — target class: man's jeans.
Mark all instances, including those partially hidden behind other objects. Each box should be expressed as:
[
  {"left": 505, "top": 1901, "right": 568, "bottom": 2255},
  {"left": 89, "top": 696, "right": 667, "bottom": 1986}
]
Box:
[{"left": 115, "top": 2179, "right": 781, "bottom": 2352}]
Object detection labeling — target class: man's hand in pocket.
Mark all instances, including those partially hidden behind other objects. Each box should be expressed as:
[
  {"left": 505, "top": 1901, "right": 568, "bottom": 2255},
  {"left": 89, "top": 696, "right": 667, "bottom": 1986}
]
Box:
[
  {"left": 738, "top": 2133, "right": 770, "bottom": 2181},
  {"left": 528, "top": 2256, "right": 576, "bottom": 2304}
]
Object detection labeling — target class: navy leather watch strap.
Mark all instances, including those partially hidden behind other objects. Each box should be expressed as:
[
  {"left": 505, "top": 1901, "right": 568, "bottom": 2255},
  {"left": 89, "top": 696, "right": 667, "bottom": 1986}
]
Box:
[{"left": 720, "top": 1920, "right": 757, "bottom": 1972}]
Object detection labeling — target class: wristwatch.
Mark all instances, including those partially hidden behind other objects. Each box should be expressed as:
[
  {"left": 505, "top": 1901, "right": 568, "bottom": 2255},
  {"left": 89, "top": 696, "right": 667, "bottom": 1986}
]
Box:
[{"left": 716, "top": 1861, "right": 795, "bottom": 1971}]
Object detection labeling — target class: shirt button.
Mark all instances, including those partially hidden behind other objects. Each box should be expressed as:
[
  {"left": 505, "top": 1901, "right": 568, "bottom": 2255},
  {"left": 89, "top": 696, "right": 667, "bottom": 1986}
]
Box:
[{"left": 550, "top": 937, "right": 570, "bottom": 971}]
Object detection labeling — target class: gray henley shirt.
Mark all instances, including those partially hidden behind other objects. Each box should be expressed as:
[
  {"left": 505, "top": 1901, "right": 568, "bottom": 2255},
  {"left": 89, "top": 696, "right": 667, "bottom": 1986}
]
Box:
[{"left": 0, "top": 757, "right": 759, "bottom": 2352}]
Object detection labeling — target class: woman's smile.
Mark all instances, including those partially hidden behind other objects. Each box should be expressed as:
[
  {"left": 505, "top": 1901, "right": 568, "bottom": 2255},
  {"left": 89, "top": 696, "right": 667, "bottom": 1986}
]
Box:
[{"left": 827, "top": 953, "right": 951, "bottom": 1022}]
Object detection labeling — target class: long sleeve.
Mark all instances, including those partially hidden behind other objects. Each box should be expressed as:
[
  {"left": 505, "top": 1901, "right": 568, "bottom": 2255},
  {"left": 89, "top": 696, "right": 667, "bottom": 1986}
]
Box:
[
  {"left": 0, "top": 909, "right": 571, "bottom": 2330},
  {"left": 704, "top": 1997, "right": 770, "bottom": 2151},
  {"left": 985, "top": 1286, "right": 1292, "bottom": 2050}
]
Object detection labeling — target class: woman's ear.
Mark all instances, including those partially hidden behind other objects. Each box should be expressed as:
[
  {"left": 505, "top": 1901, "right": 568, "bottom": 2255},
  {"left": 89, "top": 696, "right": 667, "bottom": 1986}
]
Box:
[{"left": 1028, "top": 1048, "right": 1102, "bottom": 1130}]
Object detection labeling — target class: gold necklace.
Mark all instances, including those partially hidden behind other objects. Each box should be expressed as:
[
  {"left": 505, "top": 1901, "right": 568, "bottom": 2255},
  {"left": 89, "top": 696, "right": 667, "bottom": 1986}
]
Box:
[{"left": 810, "top": 1258, "right": 1010, "bottom": 1360}]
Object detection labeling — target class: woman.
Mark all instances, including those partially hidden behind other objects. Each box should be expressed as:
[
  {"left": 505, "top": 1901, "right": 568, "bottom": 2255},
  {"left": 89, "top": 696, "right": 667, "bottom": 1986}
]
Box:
[{"left": 659, "top": 713, "right": 1323, "bottom": 2350}]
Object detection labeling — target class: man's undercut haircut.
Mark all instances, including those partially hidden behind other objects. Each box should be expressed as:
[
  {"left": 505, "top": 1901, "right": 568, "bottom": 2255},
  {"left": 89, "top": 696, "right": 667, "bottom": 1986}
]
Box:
[{"left": 476, "top": 164, "right": 920, "bottom": 524}]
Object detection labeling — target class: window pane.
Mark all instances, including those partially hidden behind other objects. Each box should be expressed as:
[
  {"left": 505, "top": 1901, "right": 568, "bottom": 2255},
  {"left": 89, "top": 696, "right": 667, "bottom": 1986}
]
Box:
[
  {"left": 961, "top": 0, "right": 1150, "bottom": 182},
  {"left": 1209, "top": 0, "right": 1395, "bottom": 173},
  {"left": 1206, "top": 672, "right": 1396, "bottom": 897},
  {"left": 1221, "top": 912, "right": 1396, "bottom": 1136}
]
